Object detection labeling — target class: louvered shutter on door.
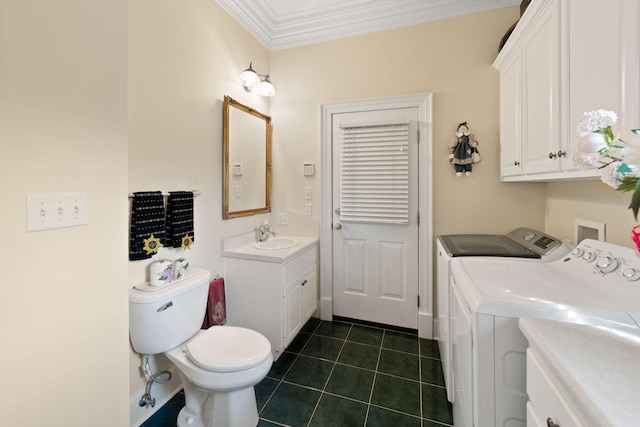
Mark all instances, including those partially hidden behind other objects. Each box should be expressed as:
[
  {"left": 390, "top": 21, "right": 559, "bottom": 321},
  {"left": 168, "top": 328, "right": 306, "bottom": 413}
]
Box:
[{"left": 340, "top": 121, "right": 410, "bottom": 225}]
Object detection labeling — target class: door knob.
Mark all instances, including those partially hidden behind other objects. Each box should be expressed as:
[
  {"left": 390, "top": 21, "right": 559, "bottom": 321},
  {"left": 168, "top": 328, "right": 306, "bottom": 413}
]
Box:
[{"left": 333, "top": 223, "right": 342, "bottom": 230}]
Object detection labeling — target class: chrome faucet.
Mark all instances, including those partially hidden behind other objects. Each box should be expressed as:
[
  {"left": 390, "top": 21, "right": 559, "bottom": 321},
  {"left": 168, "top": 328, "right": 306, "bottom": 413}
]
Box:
[{"left": 256, "top": 221, "right": 276, "bottom": 242}]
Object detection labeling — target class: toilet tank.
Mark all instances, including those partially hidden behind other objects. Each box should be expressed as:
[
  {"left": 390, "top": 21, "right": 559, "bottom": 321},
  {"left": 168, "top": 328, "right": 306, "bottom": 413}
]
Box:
[{"left": 129, "top": 268, "right": 211, "bottom": 355}]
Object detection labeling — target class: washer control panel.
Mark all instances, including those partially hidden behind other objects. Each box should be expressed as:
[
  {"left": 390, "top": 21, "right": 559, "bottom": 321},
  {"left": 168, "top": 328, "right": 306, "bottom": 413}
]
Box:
[
  {"left": 506, "top": 227, "right": 564, "bottom": 256},
  {"left": 570, "top": 241, "right": 640, "bottom": 280}
]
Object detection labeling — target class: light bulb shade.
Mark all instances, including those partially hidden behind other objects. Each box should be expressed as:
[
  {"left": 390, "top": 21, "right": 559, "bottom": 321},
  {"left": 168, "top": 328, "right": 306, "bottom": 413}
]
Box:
[
  {"left": 257, "top": 76, "right": 276, "bottom": 97},
  {"left": 240, "top": 63, "right": 259, "bottom": 92}
]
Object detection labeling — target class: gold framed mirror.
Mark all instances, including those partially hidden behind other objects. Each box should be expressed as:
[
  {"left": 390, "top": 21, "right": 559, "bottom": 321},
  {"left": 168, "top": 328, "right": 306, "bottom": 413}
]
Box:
[{"left": 222, "top": 95, "right": 272, "bottom": 219}]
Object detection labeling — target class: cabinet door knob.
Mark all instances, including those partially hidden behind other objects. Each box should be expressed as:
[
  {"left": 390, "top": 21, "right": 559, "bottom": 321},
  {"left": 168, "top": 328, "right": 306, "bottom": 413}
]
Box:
[
  {"left": 557, "top": 150, "right": 566, "bottom": 157},
  {"left": 301, "top": 279, "right": 307, "bottom": 286},
  {"left": 514, "top": 161, "right": 520, "bottom": 166},
  {"left": 546, "top": 417, "right": 560, "bottom": 427},
  {"left": 548, "top": 152, "right": 558, "bottom": 159}
]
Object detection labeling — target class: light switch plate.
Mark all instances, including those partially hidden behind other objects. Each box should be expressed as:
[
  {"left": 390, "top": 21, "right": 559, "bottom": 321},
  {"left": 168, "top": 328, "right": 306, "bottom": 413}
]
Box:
[
  {"left": 26, "top": 192, "right": 89, "bottom": 232},
  {"left": 278, "top": 212, "right": 289, "bottom": 225}
]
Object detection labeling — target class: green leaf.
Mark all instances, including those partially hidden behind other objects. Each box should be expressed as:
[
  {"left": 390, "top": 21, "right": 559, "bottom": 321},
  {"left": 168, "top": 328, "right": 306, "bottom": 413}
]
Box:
[
  {"left": 617, "top": 176, "right": 639, "bottom": 192},
  {"left": 630, "top": 183, "right": 640, "bottom": 220},
  {"left": 617, "top": 163, "right": 632, "bottom": 173}
]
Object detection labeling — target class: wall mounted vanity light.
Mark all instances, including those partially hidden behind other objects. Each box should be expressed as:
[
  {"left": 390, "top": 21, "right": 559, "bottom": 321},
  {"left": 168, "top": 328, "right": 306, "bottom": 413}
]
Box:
[{"left": 240, "top": 62, "right": 276, "bottom": 97}]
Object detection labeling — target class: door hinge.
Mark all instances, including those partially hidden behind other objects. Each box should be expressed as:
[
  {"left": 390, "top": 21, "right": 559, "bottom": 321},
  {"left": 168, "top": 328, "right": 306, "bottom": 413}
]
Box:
[
  {"left": 417, "top": 294, "right": 420, "bottom": 308},
  {"left": 417, "top": 211, "right": 420, "bottom": 225},
  {"left": 417, "top": 129, "right": 420, "bottom": 144}
]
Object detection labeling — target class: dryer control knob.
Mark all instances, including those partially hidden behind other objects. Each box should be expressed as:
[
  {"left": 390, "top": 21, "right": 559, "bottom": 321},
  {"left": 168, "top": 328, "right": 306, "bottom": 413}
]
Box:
[
  {"left": 571, "top": 247, "right": 584, "bottom": 257},
  {"left": 596, "top": 256, "right": 619, "bottom": 273},
  {"left": 623, "top": 268, "right": 640, "bottom": 281},
  {"left": 582, "top": 251, "right": 597, "bottom": 262}
]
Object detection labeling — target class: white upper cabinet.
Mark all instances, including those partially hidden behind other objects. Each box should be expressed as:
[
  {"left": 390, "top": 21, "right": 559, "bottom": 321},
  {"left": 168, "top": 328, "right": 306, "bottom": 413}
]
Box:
[{"left": 494, "top": 0, "right": 639, "bottom": 182}]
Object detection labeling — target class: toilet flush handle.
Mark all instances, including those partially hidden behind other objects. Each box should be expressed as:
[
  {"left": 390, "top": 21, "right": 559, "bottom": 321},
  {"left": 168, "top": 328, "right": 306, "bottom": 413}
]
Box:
[{"left": 157, "top": 301, "right": 173, "bottom": 312}]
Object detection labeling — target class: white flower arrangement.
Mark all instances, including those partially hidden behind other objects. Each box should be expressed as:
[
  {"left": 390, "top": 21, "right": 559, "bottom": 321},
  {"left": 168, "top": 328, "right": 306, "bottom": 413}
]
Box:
[
  {"left": 573, "top": 109, "right": 640, "bottom": 251},
  {"left": 573, "top": 109, "right": 640, "bottom": 218},
  {"left": 576, "top": 109, "right": 619, "bottom": 136}
]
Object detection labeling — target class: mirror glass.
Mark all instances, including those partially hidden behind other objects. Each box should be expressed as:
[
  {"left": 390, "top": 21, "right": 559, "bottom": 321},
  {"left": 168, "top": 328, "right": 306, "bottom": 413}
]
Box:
[{"left": 223, "top": 96, "right": 272, "bottom": 219}]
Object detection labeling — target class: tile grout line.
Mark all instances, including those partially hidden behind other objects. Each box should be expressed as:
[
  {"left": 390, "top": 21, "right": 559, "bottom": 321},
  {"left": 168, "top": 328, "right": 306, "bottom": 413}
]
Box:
[
  {"left": 419, "top": 336, "right": 424, "bottom": 427},
  {"left": 362, "top": 328, "right": 385, "bottom": 426},
  {"left": 259, "top": 320, "right": 451, "bottom": 427},
  {"left": 258, "top": 322, "right": 320, "bottom": 424},
  {"left": 304, "top": 321, "right": 352, "bottom": 427}
]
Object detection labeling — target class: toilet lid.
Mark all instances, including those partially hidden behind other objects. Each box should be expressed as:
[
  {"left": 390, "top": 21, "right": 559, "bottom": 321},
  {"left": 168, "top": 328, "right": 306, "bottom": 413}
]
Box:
[{"left": 186, "top": 326, "right": 272, "bottom": 372}]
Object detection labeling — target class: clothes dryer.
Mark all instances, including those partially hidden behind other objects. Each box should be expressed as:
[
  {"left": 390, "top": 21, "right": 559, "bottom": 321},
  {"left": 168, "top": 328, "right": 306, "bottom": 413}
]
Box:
[{"left": 449, "top": 239, "right": 640, "bottom": 427}]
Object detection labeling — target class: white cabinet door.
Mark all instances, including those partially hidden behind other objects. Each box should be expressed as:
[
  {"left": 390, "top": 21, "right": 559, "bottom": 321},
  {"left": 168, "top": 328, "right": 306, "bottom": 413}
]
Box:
[
  {"left": 302, "top": 265, "right": 318, "bottom": 320},
  {"left": 521, "top": 0, "right": 561, "bottom": 175},
  {"left": 283, "top": 277, "right": 303, "bottom": 348},
  {"left": 499, "top": 50, "right": 523, "bottom": 177},
  {"left": 283, "top": 264, "right": 318, "bottom": 349},
  {"left": 566, "top": 0, "right": 639, "bottom": 170},
  {"left": 527, "top": 349, "right": 589, "bottom": 427}
]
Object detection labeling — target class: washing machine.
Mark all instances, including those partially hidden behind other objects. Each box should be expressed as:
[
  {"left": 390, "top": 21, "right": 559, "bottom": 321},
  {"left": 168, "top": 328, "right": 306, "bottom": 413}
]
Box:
[
  {"left": 449, "top": 238, "right": 640, "bottom": 427},
  {"left": 436, "top": 227, "right": 568, "bottom": 401}
]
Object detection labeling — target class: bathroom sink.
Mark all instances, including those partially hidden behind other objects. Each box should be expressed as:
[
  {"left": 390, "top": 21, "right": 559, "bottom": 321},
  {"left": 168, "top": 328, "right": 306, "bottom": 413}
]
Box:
[{"left": 252, "top": 237, "right": 299, "bottom": 250}]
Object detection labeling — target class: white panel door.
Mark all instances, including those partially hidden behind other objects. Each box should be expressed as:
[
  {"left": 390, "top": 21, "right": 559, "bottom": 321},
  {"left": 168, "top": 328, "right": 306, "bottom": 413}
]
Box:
[{"left": 331, "top": 107, "right": 419, "bottom": 329}]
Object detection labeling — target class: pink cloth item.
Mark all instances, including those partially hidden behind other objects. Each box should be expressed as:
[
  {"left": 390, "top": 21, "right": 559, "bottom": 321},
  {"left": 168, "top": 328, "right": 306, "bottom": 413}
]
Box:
[{"left": 201, "top": 277, "right": 227, "bottom": 329}]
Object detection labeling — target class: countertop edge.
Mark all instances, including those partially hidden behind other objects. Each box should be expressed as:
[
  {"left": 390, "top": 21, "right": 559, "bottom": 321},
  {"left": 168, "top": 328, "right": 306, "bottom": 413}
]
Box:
[
  {"left": 520, "top": 317, "right": 640, "bottom": 427},
  {"left": 222, "top": 235, "right": 318, "bottom": 263}
]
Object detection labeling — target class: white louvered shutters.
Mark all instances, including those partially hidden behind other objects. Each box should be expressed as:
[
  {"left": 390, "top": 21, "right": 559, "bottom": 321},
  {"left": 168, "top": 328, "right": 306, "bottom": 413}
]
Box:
[{"left": 339, "top": 121, "right": 410, "bottom": 225}]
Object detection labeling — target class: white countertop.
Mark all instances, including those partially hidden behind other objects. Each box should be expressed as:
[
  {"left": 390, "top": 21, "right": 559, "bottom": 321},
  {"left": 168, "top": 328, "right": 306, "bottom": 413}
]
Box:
[
  {"left": 222, "top": 233, "right": 318, "bottom": 263},
  {"left": 520, "top": 317, "right": 640, "bottom": 427}
]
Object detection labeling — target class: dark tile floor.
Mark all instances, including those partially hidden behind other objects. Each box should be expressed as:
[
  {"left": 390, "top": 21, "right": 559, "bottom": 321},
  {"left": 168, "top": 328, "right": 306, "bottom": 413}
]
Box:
[{"left": 141, "top": 318, "right": 453, "bottom": 427}]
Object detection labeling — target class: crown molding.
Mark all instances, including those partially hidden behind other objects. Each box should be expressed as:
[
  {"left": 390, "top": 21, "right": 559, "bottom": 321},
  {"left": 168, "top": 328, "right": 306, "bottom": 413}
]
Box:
[{"left": 216, "top": 0, "right": 520, "bottom": 50}]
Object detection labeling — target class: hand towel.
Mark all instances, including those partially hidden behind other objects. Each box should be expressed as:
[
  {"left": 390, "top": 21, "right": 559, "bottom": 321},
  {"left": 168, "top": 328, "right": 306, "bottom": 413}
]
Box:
[
  {"left": 201, "top": 277, "right": 227, "bottom": 329},
  {"left": 129, "top": 191, "right": 166, "bottom": 261},
  {"left": 166, "top": 191, "right": 195, "bottom": 250}
]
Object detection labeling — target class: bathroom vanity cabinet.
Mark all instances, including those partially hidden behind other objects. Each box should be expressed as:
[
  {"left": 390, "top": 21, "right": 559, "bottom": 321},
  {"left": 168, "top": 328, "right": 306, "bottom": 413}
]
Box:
[{"left": 222, "top": 236, "right": 318, "bottom": 361}]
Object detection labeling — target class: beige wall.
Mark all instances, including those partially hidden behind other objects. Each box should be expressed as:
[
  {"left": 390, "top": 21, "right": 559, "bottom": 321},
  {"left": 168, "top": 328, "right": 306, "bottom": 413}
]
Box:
[
  {"left": 269, "top": 7, "right": 546, "bottom": 241},
  {"left": 0, "top": 0, "right": 129, "bottom": 426},
  {"left": 545, "top": 180, "right": 637, "bottom": 247}
]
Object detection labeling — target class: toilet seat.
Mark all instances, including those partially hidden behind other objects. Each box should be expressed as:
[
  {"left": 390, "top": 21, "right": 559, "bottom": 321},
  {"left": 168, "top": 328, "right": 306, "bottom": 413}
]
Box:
[{"left": 186, "top": 326, "right": 271, "bottom": 372}]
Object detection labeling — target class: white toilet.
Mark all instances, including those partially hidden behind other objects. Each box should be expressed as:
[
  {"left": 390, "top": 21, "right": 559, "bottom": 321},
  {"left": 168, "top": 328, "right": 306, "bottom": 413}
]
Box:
[{"left": 129, "top": 268, "right": 273, "bottom": 427}]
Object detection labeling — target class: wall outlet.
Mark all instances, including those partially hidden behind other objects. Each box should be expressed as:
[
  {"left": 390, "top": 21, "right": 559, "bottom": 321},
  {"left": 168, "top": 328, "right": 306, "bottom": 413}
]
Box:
[
  {"left": 278, "top": 212, "right": 289, "bottom": 225},
  {"left": 304, "top": 203, "right": 312, "bottom": 217}
]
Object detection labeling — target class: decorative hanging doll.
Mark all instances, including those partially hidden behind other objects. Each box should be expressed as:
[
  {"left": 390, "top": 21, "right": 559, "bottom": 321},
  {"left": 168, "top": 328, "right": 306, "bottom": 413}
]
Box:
[{"left": 448, "top": 121, "right": 480, "bottom": 177}]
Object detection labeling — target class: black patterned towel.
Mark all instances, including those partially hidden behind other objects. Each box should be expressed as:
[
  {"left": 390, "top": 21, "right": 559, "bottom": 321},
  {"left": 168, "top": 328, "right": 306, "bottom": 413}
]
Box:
[
  {"left": 166, "top": 191, "right": 195, "bottom": 250},
  {"left": 129, "top": 191, "right": 166, "bottom": 260}
]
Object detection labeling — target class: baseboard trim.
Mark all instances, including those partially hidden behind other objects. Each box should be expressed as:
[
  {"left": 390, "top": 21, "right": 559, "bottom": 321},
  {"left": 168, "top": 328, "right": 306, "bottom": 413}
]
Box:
[
  {"left": 418, "top": 312, "right": 433, "bottom": 339},
  {"left": 332, "top": 315, "right": 418, "bottom": 335}
]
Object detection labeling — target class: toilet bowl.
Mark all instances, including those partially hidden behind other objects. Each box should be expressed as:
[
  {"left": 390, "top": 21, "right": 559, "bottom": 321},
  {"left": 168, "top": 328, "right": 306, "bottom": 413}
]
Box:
[
  {"left": 129, "top": 268, "right": 273, "bottom": 427},
  {"left": 166, "top": 327, "right": 273, "bottom": 427}
]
